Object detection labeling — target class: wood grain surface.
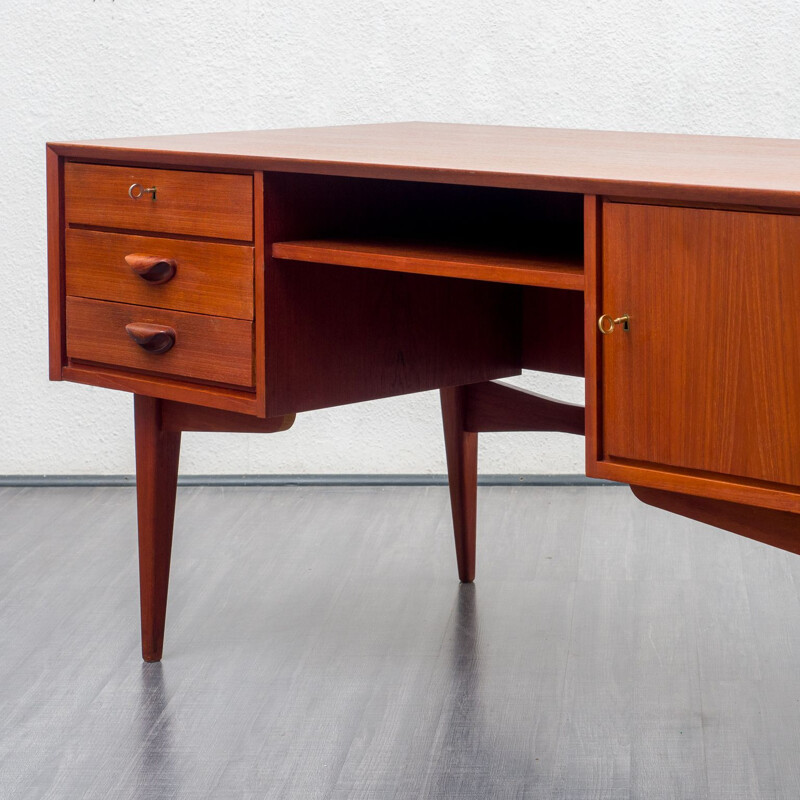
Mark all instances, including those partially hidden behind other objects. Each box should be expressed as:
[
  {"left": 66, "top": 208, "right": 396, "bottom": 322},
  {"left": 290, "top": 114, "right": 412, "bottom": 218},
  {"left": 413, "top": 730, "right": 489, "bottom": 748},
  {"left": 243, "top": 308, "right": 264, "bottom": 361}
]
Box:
[
  {"left": 272, "top": 238, "right": 584, "bottom": 289},
  {"left": 47, "top": 125, "right": 800, "bottom": 551},
  {"left": 61, "top": 363, "right": 260, "bottom": 415},
  {"left": 48, "top": 123, "right": 800, "bottom": 206},
  {"left": 134, "top": 395, "right": 181, "bottom": 662},
  {"left": 462, "top": 380, "right": 585, "bottom": 434},
  {"left": 64, "top": 162, "right": 253, "bottom": 240},
  {"left": 66, "top": 297, "right": 254, "bottom": 387},
  {"left": 261, "top": 172, "right": 526, "bottom": 416},
  {"left": 159, "top": 400, "right": 294, "bottom": 433},
  {"left": 631, "top": 486, "right": 800, "bottom": 555},
  {"left": 583, "top": 195, "right": 603, "bottom": 466},
  {"left": 597, "top": 202, "right": 800, "bottom": 496},
  {"left": 440, "top": 387, "right": 478, "bottom": 583},
  {"left": 252, "top": 171, "right": 268, "bottom": 417},
  {"left": 521, "top": 287, "right": 585, "bottom": 377},
  {"left": 47, "top": 146, "right": 66, "bottom": 379},
  {"left": 262, "top": 261, "right": 521, "bottom": 416},
  {"left": 66, "top": 228, "right": 254, "bottom": 319}
]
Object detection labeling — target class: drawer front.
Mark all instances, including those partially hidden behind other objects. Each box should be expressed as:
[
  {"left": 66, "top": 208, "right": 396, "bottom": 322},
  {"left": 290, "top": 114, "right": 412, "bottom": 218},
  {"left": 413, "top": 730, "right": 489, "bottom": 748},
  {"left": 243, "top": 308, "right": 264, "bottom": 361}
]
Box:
[
  {"left": 64, "top": 163, "right": 253, "bottom": 241},
  {"left": 65, "top": 229, "right": 254, "bottom": 319},
  {"left": 66, "top": 297, "right": 253, "bottom": 387}
]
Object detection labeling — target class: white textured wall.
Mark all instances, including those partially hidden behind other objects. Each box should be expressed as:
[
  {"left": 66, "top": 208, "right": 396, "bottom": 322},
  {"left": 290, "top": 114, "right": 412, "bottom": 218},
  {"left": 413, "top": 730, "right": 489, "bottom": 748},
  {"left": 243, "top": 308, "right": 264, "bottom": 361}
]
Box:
[{"left": 2, "top": 0, "right": 799, "bottom": 475}]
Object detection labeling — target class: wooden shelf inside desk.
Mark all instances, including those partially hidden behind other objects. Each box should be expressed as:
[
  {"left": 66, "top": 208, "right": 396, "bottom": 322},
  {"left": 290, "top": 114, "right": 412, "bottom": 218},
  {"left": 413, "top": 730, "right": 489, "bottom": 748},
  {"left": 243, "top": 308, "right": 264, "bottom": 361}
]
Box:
[{"left": 271, "top": 238, "right": 584, "bottom": 291}]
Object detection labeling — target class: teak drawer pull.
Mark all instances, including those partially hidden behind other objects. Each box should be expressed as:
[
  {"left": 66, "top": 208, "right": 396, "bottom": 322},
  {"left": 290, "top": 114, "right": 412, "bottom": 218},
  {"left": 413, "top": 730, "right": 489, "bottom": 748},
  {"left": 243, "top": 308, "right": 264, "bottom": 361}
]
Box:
[
  {"left": 598, "top": 314, "right": 630, "bottom": 334},
  {"left": 124, "top": 253, "right": 177, "bottom": 285},
  {"left": 125, "top": 322, "right": 176, "bottom": 354}
]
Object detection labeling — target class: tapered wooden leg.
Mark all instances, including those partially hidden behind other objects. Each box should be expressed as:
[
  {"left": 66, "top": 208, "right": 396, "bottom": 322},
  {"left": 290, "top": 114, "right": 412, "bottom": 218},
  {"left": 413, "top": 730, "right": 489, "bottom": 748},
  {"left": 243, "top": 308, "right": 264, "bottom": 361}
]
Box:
[
  {"left": 440, "top": 386, "right": 478, "bottom": 583},
  {"left": 134, "top": 395, "right": 181, "bottom": 662}
]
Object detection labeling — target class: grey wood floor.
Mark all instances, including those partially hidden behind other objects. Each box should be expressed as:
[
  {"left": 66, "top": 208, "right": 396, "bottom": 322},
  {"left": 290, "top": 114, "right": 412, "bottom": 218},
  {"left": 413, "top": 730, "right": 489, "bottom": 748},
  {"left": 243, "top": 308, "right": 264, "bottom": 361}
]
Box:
[{"left": 1, "top": 485, "right": 799, "bottom": 799}]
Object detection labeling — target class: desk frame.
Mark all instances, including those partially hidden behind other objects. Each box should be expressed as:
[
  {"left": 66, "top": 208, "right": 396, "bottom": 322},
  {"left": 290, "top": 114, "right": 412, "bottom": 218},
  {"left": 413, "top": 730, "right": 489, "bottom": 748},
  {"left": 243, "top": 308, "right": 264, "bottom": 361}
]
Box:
[{"left": 46, "top": 123, "right": 800, "bottom": 660}]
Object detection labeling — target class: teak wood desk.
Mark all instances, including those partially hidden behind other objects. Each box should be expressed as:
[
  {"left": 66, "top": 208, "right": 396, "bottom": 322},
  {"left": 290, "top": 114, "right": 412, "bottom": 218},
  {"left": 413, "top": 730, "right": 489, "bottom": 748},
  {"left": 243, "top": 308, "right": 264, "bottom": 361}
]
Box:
[{"left": 47, "top": 122, "right": 800, "bottom": 661}]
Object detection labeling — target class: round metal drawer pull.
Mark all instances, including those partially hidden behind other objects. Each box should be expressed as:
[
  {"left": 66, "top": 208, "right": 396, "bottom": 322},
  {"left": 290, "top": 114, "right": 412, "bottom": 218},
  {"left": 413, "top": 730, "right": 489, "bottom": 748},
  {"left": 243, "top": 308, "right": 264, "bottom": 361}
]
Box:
[
  {"left": 128, "top": 183, "right": 157, "bottom": 200},
  {"left": 598, "top": 314, "right": 630, "bottom": 334}
]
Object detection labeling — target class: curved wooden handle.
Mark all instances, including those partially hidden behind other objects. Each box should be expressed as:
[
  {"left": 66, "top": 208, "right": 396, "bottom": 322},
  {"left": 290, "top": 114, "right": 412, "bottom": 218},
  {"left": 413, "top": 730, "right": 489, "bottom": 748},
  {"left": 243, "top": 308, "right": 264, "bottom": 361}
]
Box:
[
  {"left": 125, "top": 323, "right": 176, "bottom": 354},
  {"left": 124, "top": 253, "right": 177, "bottom": 285}
]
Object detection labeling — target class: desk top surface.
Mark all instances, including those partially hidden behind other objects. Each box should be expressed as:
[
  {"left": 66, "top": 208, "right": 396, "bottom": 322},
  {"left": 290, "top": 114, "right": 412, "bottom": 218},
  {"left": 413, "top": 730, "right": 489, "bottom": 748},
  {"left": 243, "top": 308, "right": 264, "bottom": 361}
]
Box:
[{"left": 49, "top": 122, "right": 800, "bottom": 206}]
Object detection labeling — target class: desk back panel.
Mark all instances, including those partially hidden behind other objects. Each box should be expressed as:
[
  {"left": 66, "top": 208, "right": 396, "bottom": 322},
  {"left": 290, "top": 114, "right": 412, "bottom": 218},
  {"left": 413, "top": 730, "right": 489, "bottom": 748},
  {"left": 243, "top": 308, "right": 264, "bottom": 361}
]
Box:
[
  {"left": 520, "top": 287, "right": 584, "bottom": 377},
  {"left": 263, "top": 260, "right": 521, "bottom": 415}
]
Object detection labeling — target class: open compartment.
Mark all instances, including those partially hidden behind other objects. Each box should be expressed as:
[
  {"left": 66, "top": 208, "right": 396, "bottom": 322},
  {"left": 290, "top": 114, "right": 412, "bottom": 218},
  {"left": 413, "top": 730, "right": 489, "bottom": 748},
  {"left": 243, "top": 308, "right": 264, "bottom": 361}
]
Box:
[
  {"left": 267, "top": 173, "right": 584, "bottom": 290},
  {"left": 260, "top": 173, "right": 586, "bottom": 416}
]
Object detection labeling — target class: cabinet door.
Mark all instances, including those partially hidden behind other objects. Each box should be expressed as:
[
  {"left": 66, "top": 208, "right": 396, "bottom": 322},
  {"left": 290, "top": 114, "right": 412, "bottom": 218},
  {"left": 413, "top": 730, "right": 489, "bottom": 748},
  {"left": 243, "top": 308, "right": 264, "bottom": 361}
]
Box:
[{"left": 588, "top": 201, "right": 800, "bottom": 512}]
